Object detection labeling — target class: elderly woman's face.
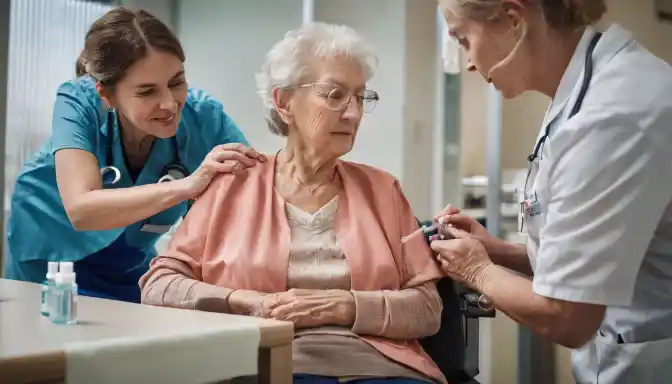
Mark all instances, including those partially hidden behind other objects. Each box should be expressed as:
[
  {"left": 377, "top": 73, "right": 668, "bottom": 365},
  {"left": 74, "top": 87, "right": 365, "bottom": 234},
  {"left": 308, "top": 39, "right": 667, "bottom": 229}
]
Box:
[{"left": 291, "top": 56, "right": 369, "bottom": 158}]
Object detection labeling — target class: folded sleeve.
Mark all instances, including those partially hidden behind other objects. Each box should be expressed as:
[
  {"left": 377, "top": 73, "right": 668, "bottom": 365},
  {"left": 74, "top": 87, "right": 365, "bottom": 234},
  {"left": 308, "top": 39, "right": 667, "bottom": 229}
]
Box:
[
  {"left": 50, "top": 81, "right": 98, "bottom": 154},
  {"left": 348, "top": 179, "right": 443, "bottom": 339},
  {"left": 533, "top": 108, "right": 672, "bottom": 306},
  {"left": 351, "top": 282, "right": 442, "bottom": 339},
  {"left": 139, "top": 175, "right": 235, "bottom": 312},
  {"left": 392, "top": 180, "right": 444, "bottom": 288}
]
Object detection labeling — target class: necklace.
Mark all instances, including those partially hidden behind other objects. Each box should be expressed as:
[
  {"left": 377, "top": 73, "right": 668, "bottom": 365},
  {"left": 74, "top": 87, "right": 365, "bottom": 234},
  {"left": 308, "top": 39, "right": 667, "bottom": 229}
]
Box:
[
  {"left": 276, "top": 149, "right": 338, "bottom": 195},
  {"left": 295, "top": 170, "right": 337, "bottom": 195}
]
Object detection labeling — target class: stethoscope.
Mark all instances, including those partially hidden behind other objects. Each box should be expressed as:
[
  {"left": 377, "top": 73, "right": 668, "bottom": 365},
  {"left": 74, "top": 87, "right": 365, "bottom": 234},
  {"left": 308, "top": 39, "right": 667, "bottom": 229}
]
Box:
[
  {"left": 99, "top": 108, "right": 190, "bottom": 186},
  {"left": 520, "top": 32, "right": 603, "bottom": 230},
  {"left": 99, "top": 109, "right": 192, "bottom": 233}
]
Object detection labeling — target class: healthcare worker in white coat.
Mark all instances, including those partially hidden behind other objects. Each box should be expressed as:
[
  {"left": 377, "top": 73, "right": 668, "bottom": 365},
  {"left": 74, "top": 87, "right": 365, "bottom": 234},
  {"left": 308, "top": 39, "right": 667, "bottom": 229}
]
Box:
[
  {"left": 5, "top": 7, "right": 263, "bottom": 303},
  {"left": 430, "top": 1, "right": 672, "bottom": 383}
]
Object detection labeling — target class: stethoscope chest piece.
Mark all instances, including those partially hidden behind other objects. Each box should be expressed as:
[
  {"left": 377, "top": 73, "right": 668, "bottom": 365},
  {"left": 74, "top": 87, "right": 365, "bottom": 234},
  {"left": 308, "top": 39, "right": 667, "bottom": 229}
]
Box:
[
  {"left": 100, "top": 166, "right": 121, "bottom": 185},
  {"left": 101, "top": 109, "right": 188, "bottom": 186},
  {"left": 158, "top": 163, "right": 189, "bottom": 184}
]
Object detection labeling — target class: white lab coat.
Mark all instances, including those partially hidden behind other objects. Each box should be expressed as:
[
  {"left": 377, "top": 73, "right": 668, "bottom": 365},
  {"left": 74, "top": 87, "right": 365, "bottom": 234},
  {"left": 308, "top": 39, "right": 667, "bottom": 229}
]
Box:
[{"left": 522, "top": 24, "right": 672, "bottom": 383}]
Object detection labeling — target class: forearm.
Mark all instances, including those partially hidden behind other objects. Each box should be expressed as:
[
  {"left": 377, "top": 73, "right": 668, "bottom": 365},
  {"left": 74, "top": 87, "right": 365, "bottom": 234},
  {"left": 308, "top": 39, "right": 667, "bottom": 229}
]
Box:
[
  {"left": 67, "top": 179, "right": 190, "bottom": 231},
  {"left": 140, "top": 265, "right": 234, "bottom": 313},
  {"left": 478, "top": 265, "right": 589, "bottom": 348},
  {"left": 350, "top": 283, "right": 442, "bottom": 340},
  {"left": 490, "top": 241, "right": 533, "bottom": 276}
]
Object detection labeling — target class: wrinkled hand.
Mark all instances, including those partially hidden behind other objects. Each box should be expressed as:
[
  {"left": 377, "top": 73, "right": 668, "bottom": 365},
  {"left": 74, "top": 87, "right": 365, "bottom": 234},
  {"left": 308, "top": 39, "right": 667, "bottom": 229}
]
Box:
[
  {"left": 433, "top": 204, "right": 506, "bottom": 260},
  {"left": 433, "top": 204, "right": 488, "bottom": 240},
  {"left": 227, "top": 290, "right": 278, "bottom": 318},
  {"left": 183, "top": 143, "right": 265, "bottom": 199},
  {"left": 268, "top": 289, "right": 355, "bottom": 329},
  {"left": 430, "top": 227, "right": 494, "bottom": 292}
]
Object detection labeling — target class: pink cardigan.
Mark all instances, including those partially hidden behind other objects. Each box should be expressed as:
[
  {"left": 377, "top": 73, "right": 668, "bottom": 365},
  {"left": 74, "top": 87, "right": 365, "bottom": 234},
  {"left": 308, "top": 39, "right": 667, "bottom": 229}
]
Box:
[{"left": 140, "top": 156, "right": 446, "bottom": 383}]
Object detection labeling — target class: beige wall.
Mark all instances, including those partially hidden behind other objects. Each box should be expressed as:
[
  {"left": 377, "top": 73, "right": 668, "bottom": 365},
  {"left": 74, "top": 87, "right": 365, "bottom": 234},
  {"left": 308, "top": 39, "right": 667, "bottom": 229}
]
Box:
[
  {"left": 460, "top": 0, "right": 672, "bottom": 383},
  {"left": 459, "top": 70, "right": 488, "bottom": 177}
]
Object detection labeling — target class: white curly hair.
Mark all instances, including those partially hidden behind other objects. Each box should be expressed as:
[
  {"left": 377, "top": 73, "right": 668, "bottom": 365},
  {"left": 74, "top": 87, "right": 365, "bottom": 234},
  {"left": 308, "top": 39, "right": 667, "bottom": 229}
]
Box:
[{"left": 255, "top": 22, "right": 379, "bottom": 136}]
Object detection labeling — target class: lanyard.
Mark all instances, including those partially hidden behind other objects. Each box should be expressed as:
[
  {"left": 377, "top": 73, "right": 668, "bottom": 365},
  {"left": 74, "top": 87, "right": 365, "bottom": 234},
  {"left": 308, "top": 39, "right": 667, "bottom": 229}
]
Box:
[{"left": 519, "top": 32, "right": 603, "bottom": 232}]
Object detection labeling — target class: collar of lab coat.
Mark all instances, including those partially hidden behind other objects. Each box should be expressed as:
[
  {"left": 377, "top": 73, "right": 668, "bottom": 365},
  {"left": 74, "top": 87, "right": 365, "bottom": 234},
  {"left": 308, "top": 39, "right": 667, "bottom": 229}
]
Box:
[{"left": 540, "top": 23, "right": 634, "bottom": 131}]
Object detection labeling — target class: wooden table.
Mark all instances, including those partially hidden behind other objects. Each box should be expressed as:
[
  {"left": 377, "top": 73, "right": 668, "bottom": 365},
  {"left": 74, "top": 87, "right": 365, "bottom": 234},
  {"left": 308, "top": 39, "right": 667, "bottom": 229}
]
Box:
[{"left": 0, "top": 279, "right": 293, "bottom": 383}]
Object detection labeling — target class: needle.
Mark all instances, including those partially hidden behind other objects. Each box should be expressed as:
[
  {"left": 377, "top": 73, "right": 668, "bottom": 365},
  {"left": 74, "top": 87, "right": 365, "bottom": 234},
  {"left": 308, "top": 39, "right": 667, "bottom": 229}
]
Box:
[{"left": 401, "top": 223, "right": 439, "bottom": 244}]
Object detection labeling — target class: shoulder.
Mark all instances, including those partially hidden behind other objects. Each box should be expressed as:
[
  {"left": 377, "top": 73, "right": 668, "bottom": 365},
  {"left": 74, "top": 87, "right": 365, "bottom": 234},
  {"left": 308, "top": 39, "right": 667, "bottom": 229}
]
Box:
[
  {"left": 200, "top": 156, "right": 272, "bottom": 198},
  {"left": 55, "top": 76, "right": 105, "bottom": 111},
  {"left": 563, "top": 39, "right": 672, "bottom": 157},
  {"left": 339, "top": 160, "right": 401, "bottom": 189},
  {"left": 180, "top": 87, "right": 247, "bottom": 145},
  {"left": 183, "top": 87, "right": 226, "bottom": 121},
  {"left": 588, "top": 38, "right": 672, "bottom": 118}
]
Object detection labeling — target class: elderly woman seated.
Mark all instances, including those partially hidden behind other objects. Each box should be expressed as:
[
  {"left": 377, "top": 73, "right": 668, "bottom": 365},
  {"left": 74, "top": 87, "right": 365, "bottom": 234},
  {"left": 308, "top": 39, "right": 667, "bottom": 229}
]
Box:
[{"left": 139, "top": 22, "right": 446, "bottom": 384}]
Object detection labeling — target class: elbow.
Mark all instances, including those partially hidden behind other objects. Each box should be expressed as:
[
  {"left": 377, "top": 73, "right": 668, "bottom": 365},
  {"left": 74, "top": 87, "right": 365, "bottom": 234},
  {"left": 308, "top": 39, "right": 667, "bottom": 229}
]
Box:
[
  {"left": 138, "top": 271, "right": 162, "bottom": 306},
  {"left": 69, "top": 216, "right": 91, "bottom": 232},
  {"left": 423, "top": 313, "right": 442, "bottom": 337},
  {"left": 138, "top": 277, "right": 153, "bottom": 305},
  {"left": 561, "top": 332, "right": 595, "bottom": 349},
  {"left": 555, "top": 314, "right": 603, "bottom": 349},
  {"left": 416, "top": 285, "right": 443, "bottom": 338},
  {"left": 417, "top": 296, "right": 443, "bottom": 338},
  {"left": 551, "top": 326, "right": 597, "bottom": 349},
  {"left": 539, "top": 301, "right": 605, "bottom": 349},
  {"left": 139, "top": 280, "right": 166, "bottom": 307},
  {"left": 64, "top": 204, "right": 93, "bottom": 231}
]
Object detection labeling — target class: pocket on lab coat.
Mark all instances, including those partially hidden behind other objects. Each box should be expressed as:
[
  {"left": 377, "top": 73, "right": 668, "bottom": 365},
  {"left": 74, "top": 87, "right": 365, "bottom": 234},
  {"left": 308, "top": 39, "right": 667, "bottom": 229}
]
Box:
[{"left": 596, "top": 333, "right": 672, "bottom": 384}]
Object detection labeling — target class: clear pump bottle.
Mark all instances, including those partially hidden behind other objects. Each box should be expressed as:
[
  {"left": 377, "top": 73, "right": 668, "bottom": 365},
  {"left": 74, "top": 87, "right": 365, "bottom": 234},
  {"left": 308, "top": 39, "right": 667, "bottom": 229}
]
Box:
[
  {"left": 40, "top": 261, "right": 59, "bottom": 316},
  {"left": 49, "top": 262, "right": 78, "bottom": 324}
]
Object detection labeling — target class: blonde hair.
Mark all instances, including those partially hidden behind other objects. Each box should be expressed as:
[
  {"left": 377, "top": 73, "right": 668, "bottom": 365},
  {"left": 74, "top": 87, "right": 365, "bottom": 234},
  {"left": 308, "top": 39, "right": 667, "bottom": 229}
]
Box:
[{"left": 439, "top": 0, "right": 606, "bottom": 29}]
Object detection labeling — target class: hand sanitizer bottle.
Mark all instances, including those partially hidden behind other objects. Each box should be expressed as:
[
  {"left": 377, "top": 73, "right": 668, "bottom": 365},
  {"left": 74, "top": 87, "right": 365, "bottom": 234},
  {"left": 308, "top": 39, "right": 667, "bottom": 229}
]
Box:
[
  {"left": 40, "top": 261, "right": 59, "bottom": 316},
  {"left": 49, "top": 262, "right": 78, "bottom": 324}
]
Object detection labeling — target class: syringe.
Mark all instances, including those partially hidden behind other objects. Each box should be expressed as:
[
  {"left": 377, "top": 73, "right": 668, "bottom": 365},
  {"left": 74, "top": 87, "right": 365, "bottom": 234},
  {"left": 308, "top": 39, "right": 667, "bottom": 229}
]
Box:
[{"left": 401, "top": 223, "right": 439, "bottom": 244}]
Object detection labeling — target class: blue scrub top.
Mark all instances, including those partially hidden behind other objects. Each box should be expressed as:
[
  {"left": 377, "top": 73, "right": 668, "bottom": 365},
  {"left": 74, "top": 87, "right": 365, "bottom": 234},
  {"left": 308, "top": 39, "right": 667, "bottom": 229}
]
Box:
[{"left": 5, "top": 76, "right": 249, "bottom": 302}]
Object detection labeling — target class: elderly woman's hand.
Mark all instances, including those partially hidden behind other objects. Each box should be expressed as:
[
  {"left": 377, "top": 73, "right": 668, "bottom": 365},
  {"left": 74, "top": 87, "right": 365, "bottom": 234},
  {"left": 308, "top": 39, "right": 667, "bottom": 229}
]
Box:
[
  {"left": 227, "top": 290, "right": 278, "bottom": 317},
  {"left": 430, "top": 227, "right": 495, "bottom": 292},
  {"left": 268, "top": 289, "right": 355, "bottom": 328}
]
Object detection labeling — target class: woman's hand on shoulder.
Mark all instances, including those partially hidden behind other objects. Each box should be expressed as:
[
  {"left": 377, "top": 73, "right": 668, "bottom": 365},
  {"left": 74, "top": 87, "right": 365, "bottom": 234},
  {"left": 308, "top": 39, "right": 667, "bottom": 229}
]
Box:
[{"left": 182, "top": 143, "right": 265, "bottom": 199}]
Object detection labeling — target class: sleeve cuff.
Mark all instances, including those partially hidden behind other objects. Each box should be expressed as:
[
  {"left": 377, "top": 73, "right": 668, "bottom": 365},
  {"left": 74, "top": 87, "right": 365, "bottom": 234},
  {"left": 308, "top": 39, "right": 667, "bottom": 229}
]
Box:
[
  {"left": 351, "top": 290, "right": 386, "bottom": 335},
  {"left": 532, "top": 280, "right": 632, "bottom": 306},
  {"left": 52, "top": 145, "right": 94, "bottom": 155},
  {"left": 191, "top": 283, "right": 235, "bottom": 313}
]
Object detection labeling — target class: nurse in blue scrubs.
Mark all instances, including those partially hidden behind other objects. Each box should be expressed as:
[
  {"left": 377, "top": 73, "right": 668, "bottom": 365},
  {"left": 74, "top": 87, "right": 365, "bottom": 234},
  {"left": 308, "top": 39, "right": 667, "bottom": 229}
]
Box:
[{"left": 5, "top": 7, "right": 264, "bottom": 303}]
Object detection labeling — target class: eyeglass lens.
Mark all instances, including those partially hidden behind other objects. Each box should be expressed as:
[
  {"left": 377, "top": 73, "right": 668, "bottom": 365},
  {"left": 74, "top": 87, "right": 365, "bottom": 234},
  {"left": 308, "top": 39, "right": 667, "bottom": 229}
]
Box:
[{"left": 325, "top": 87, "right": 378, "bottom": 113}]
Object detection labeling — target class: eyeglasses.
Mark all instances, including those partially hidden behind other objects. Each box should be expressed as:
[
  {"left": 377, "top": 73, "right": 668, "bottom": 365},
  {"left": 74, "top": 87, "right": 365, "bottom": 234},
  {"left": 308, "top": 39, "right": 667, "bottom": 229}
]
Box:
[{"left": 294, "top": 83, "right": 379, "bottom": 113}]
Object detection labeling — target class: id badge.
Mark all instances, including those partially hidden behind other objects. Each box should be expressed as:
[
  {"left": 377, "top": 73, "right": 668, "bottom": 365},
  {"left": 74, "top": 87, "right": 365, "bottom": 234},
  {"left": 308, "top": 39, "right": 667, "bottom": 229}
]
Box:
[
  {"left": 140, "top": 224, "right": 173, "bottom": 234},
  {"left": 524, "top": 191, "right": 542, "bottom": 217},
  {"left": 517, "top": 188, "right": 526, "bottom": 232}
]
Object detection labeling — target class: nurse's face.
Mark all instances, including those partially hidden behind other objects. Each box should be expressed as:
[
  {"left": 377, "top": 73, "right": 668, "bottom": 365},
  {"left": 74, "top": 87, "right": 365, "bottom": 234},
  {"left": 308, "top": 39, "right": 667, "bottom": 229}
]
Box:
[
  {"left": 103, "top": 49, "right": 188, "bottom": 139},
  {"left": 442, "top": 6, "right": 530, "bottom": 98},
  {"left": 288, "top": 56, "right": 367, "bottom": 159}
]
